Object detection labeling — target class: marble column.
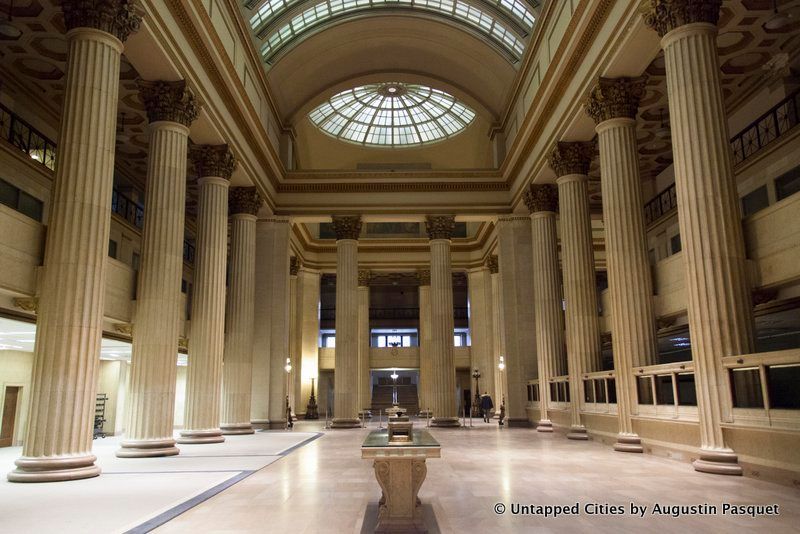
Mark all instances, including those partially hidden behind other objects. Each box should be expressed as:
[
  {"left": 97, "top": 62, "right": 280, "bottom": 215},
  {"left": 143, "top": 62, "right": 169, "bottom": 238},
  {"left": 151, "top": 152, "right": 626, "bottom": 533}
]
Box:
[
  {"left": 8, "top": 1, "right": 140, "bottom": 482},
  {"left": 496, "top": 217, "right": 537, "bottom": 426},
  {"left": 646, "top": 0, "right": 754, "bottom": 475},
  {"left": 267, "top": 219, "right": 291, "bottom": 428},
  {"left": 587, "top": 76, "right": 658, "bottom": 452},
  {"left": 550, "top": 141, "right": 601, "bottom": 440},
  {"left": 489, "top": 256, "right": 507, "bottom": 409},
  {"left": 524, "top": 185, "right": 566, "bottom": 433},
  {"left": 118, "top": 81, "right": 198, "bottom": 458},
  {"left": 467, "top": 266, "right": 496, "bottom": 404},
  {"left": 298, "top": 268, "right": 321, "bottom": 415},
  {"left": 251, "top": 219, "right": 276, "bottom": 427},
  {"left": 331, "top": 216, "right": 362, "bottom": 428},
  {"left": 358, "top": 270, "right": 372, "bottom": 416},
  {"left": 417, "top": 271, "right": 432, "bottom": 416},
  {"left": 221, "top": 187, "right": 261, "bottom": 435},
  {"left": 179, "top": 146, "right": 236, "bottom": 444},
  {"left": 289, "top": 257, "right": 301, "bottom": 415},
  {"left": 426, "top": 216, "right": 459, "bottom": 427}
]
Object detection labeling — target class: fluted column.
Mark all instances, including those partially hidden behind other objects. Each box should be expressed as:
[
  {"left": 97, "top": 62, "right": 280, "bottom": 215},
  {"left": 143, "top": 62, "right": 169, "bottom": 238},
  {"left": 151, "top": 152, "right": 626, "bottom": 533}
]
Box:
[
  {"left": 467, "top": 266, "right": 496, "bottom": 405},
  {"left": 331, "top": 216, "right": 362, "bottom": 428},
  {"left": 417, "top": 271, "right": 432, "bottom": 416},
  {"left": 646, "top": 0, "right": 753, "bottom": 475},
  {"left": 357, "top": 270, "right": 371, "bottom": 415},
  {"left": 550, "top": 141, "right": 601, "bottom": 440},
  {"left": 251, "top": 220, "right": 274, "bottom": 426},
  {"left": 117, "top": 81, "right": 198, "bottom": 458},
  {"left": 8, "top": 1, "right": 140, "bottom": 482},
  {"left": 298, "top": 268, "right": 321, "bottom": 416},
  {"left": 221, "top": 187, "right": 261, "bottom": 435},
  {"left": 489, "top": 256, "right": 507, "bottom": 410},
  {"left": 289, "top": 257, "right": 301, "bottom": 415},
  {"left": 267, "top": 220, "right": 291, "bottom": 428},
  {"left": 426, "top": 216, "right": 459, "bottom": 427},
  {"left": 587, "top": 76, "right": 658, "bottom": 453},
  {"left": 525, "top": 185, "right": 567, "bottom": 433}
]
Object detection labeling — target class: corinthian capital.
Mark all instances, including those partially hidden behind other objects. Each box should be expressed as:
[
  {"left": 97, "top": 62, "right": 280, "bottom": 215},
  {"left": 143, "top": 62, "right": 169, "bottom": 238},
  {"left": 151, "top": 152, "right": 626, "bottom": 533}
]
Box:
[
  {"left": 585, "top": 77, "right": 647, "bottom": 124},
  {"left": 644, "top": 0, "right": 721, "bottom": 38},
  {"left": 487, "top": 255, "right": 499, "bottom": 274},
  {"left": 331, "top": 215, "right": 362, "bottom": 240},
  {"left": 138, "top": 80, "right": 199, "bottom": 127},
  {"left": 524, "top": 184, "right": 559, "bottom": 214},
  {"left": 425, "top": 215, "right": 456, "bottom": 240},
  {"left": 191, "top": 144, "right": 236, "bottom": 180},
  {"left": 548, "top": 141, "right": 596, "bottom": 177},
  {"left": 358, "top": 270, "right": 371, "bottom": 287},
  {"left": 229, "top": 186, "right": 262, "bottom": 216},
  {"left": 290, "top": 257, "right": 300, "bottom": 276},
  {"left": 62, "top": 0, "right": 141, "bottom": 42}
]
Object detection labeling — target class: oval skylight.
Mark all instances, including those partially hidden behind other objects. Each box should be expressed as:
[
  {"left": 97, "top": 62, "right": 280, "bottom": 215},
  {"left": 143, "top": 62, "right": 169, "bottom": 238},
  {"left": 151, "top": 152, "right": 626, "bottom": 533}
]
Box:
[{"left": 308, "top": 82, "right": 477, "bottom": 147}]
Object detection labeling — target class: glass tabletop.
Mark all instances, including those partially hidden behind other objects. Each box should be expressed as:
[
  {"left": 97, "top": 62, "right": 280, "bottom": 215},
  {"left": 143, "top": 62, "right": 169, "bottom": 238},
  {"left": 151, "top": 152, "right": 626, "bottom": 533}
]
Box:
[{"left": 362, "top": 429, "right": 441, "bottom": 448}]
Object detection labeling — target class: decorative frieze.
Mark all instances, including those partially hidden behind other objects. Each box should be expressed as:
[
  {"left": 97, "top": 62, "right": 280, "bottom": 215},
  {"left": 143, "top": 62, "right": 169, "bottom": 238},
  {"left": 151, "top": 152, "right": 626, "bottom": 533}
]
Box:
[
  {"left": 331, "top": 215, "right": 363, "bottom": 240},
  {"left": 358, "top": 269, "right": 371, "bottom": 287},
  {"left": 191, "top": 144, "right": 236, "bottom": 180},
  {"left": 417, "top": 270, "right": 431, "bottom": 286},
  {"left": 62, "top": 0, "right": 141, "bottom": 42},
  {"left": 644, "top": 0, "right": 721, "bottom": 38},
  {"left": 548, "top": 141, "right": 596, "bottom": 177},
  {"left": 138, "top": 80, "right": 199, "bottom": 127},
  {"left": 229, "top": 186, "right": 261, "bottom": 216},
  {"left": 586, "top": 77, "right": 647, "bottom": 124},
  {"left": 487, "top": 255, "right": 499, "bottom": 274},
  {"left": 424, "top": 215, "right": 456, "bottom": 240},
  {"left": 524, "top": 184, "right": 559, "bottom": 214},
  {"left": 290, "top": 257, "right": 300, "bottom": 276}
]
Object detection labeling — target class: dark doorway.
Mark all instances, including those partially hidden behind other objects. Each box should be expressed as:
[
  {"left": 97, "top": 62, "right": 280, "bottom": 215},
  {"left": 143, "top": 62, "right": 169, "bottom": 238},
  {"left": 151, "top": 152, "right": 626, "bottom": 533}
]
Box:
[{"left": 0, "top": 386, "right": 21, "bottom": 447}]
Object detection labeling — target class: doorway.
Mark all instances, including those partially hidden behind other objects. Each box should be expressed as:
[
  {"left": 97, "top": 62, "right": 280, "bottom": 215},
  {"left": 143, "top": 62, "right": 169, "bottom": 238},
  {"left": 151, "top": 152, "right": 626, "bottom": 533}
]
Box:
[{"left": 0, "top": 386, "right": 21, "bottom": 447}]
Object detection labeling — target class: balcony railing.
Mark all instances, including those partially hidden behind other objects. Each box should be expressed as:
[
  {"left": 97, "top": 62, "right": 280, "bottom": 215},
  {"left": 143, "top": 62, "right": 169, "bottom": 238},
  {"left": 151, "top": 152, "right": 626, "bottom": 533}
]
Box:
[
  {"left": 111, "top": 188, "right": 145, "bottom": 230},
  {"left": 731, "top": 87, "right": 799, "bottom": 166},
  {"left": 644, "top": 182, "right": 678, "bottom": 226},
  {"left": 0, "top": 102, "right": 56, "bottom": 171}
]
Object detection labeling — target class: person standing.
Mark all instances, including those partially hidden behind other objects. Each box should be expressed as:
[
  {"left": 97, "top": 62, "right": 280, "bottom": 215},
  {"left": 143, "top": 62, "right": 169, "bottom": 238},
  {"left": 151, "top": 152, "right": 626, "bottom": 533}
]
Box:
[{"left": 480, "top": 392, "right": 494, "bottom": 423}]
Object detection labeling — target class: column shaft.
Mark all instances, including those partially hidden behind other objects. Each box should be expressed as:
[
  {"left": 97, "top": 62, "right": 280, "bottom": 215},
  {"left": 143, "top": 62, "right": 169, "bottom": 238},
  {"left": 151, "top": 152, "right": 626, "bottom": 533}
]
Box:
[
  {"left": 298, "top": 269, "right": 321, "bottom": 416},
  {"left": 9, "top": 25, "right": 129, "bottom": 482},
  {"left": 267, "top": 220, "right": 291, "bottom": 427},
  {"left": 467, "top": 268, "right": 496, "bottom": 406},
  {"left": 489, "top": 258, "right": 507, "bottom": 409},
  {"left": 418, "top": 277, "right": 432, "bottom": 415},
  {"left": 357, "top": 274, "right": 371, "bottom": 415},
  {"left": 429, "top": 239, "right": 458, "bottom": 426},
  {"left": 251, "top": 220, "right": 275, "bottom": 426},
  {"left": 332, "top": 238, "right": 360, "bottom": 427}
]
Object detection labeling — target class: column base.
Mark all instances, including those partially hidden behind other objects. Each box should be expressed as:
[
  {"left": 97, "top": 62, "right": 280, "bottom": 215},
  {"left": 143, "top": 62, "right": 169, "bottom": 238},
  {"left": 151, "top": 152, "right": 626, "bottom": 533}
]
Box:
[
  {"left": 8, "top": 454, "right": 101, "bottom": 483},
  {"left": 430, "top": 417, "right": 460, "bottom": 427},
  {"left": 221, "top": 423, "right": 255, "bottom": 435},
  {"left": 268, "top": 420, "right": 288, "bottom": 429},
  {"left": 251, "top": 419, "right": 270, "bottom": 430},
  {"left": 613, "top": 434, "right": 643, "bottom": 453},
  {"left": 693, "top": 449, "right": 743, "bottom": 476},
  {"left": 566, "top": 426, "right": 589, "bottom": 440},
  {"left": 177, "top": 429, "right": 225, "bottom": 444},
  {"left": 506, "top": 418, "right": 532, "bottom": 428},
  {"left": 331, "top": 418, "right": 361, "bottom": 428},
  {"left": 536, "top": 419, "right": 554, "bottom": 433},
  {"left": 116, "top": 438, "right": 180, "bottom": 458}
]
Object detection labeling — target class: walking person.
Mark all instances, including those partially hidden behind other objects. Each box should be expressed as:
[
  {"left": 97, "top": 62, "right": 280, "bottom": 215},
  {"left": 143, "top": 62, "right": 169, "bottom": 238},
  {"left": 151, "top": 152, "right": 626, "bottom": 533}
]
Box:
[{"left": 480, "top": 392, "right": 494, "bottom": 423}]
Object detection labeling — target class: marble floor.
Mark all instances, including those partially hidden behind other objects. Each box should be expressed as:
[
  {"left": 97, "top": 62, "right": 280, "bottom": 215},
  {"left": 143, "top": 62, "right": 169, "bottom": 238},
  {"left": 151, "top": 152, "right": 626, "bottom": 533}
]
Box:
[{"left": 149, "top": 421, "right": 798, "bottom": 533}]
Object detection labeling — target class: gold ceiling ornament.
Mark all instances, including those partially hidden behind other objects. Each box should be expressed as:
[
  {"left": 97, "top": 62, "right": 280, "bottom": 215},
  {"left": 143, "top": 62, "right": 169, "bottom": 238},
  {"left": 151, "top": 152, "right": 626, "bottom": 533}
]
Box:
[
  {"left": 424, "top": 215, "right": 456, "bottom": 240},
  {"left": 331, "top": 215, "right": 363, "bottom": 240},
  {"left": 547, "top": 140, "right": 597, "bottom": 178},
  {"left": 178, "top": 336, "right": 189, "bottom": 351},
  {"left": 416, "top": 270, "right": 431, "bottom": 286},
  {"left": 138, "top": 80, "right": 199, "bottom": 127},
  {"left": 290, "top": 257, "right": 301, "bottom": 276},
  {"left": 643, "top": 0, "right": 722, "bottom": 38},
  {"left": 358, "top": 269, "right": 372, "bottom": 287},
  {"left": 114, "top": 322, "right": 133, "bottom": 336},
  {"left": 523, "top": 184, "right": 559, "bottom": 214},
  {"left": 487, "top": 255, "right": 499, "bottom": 274},
  {"left": 191, "top": 144, "right": 236, "bottom": 180},
  {"left": 62, "top": 0, "right": 142, "bottom": 42},
  {"left": 13, "top": 297, "right": 38, "bottom": 314},
  {"left": 585, "top": 76, "right": 648, "bottom": 124},
  {"left": 229, "top": 186, "right": 262, "bottom": 216}
]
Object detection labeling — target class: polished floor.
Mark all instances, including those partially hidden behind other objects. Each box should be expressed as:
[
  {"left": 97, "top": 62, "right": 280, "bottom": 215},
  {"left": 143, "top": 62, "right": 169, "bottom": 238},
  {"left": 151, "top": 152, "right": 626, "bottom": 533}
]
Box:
[{"left": 2, "top": 422, "right": 799, "bottom": 533}]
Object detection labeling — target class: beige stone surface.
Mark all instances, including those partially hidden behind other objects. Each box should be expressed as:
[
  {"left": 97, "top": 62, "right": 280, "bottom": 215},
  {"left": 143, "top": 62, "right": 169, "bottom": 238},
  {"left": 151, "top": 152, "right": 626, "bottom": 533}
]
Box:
[
  {"left": 429, "top": 239, "right": 458, "bottom": 426},
  {"left": 333, "top": 238, "right": 360, "bottom": 427}
]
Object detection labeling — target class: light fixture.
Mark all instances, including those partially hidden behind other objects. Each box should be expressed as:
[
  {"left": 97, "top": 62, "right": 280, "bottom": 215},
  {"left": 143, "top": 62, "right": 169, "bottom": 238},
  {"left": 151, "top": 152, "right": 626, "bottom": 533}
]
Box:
[
  {"left": 654, "top": 108, "right": 671, "bottom": 140},
  {"left": 0, "top": 0, "right": 21, "bottom": 39},
  {"left": 284, "top": 357, "right": 292, "bottom": 374},
  {"left": 390, "top": 370, "right": 399, "bottom": 381},
  {"left": 764, "top": 0, "right": 792, "bottom": 30},
  {"left": 498, "top": 356, "right": 505, "bottom": 371}
]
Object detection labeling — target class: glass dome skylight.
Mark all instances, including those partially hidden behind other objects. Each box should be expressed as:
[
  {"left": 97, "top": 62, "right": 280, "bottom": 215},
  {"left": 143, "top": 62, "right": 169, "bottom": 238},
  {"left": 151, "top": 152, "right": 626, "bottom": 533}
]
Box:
[{"left": 308, "top": 82, "right": 476, "bottom": 147}]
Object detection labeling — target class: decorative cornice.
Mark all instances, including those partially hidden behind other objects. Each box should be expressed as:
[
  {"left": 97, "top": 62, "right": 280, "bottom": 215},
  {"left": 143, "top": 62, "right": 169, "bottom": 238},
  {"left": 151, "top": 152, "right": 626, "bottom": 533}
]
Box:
[
  {"left": 331, "top": 215, "right": 362, "bottom": 240},
  {"left": 138, "top": 80, "right": 199, "bottom": 127},
  {"left": 13, "top": 297, "right": 38, "bottom": 314},
  {"left": 290, "top": 257, "right": 300, "bottom": 276},
  {"left": 358, "top": 269, "right": 371, "bottom": 287},
  {"left": 425, "top": 215, "right": 456, "bottom": 240},
  {"left": 114, "top": 322, "right": 133, "bottom": 336},
  {"left": 547, "top": 141, "right": 596, "bottom": 177},
  {"left": 229, "top": 186, "right": 262, "bottom": 216},
  {"left": 276, "top": 181, "right": 509, "bottom": 194},
  {"left": 191, "top": 144, "right": 236, "bottom": 179},
  {"left": 62, "top": 0, "right": 141, "bottom": 42},
  {"left": 487, "top": 255, "right": 499, "bottom": 274},
  {"left": 585, "top": 76, "right": 647, "bottom": 124},
  {"left": 417, "top": 270, "right": 431, "bottom": 286},
  {"left": 644, "top": 0, "right": 721, "bottom": 38},
  {"left": 523, "top": 184, "right": 559, "bottom": 213}
]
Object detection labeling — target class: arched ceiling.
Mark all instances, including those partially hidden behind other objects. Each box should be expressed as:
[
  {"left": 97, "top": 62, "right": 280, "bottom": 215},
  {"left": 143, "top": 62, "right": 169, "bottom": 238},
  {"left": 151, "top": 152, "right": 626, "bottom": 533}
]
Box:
[{"left": 263, "top": 17, "right": 518, "bottom": 125}]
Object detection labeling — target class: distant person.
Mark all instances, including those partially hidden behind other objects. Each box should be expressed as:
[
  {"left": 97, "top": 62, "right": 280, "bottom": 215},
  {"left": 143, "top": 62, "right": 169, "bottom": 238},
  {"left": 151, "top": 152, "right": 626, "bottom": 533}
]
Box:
[{"left": 480, "top": 392, "right": 494, "bottom": 423}]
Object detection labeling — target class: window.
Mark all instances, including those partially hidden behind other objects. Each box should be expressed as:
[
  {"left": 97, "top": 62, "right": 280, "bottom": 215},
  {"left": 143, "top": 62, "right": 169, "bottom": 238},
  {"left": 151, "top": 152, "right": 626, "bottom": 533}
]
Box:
[
  {"left": 309, "top": 83, "right": 476, "bottom": 147},
  {"left": 670, "top": 233, "right": 682, "bottom": 255},
  {"left": 767, "top": 364, "right": 800, "bottom": 409},
  {"left": 607, "top": 378, "right": 617, "bottom": 404},
  {"left": 676, "top": 373, "right": 697, "bottom": 406},
  {"left": 741, "top": 185, "right": 769, "bottom": 216},
  {"left": 775, "top": 166, "right": 800, "bottom": 201},
  {"left": 655, "top": 374, "right": 674, "bottom": 405},
  {"left": 0, "top": 178, "right": 43, "bottom": 222},
  {"left": 637, "top": 376, "right": 654, "bottom": 405},
  {"left": 321, "top": 332, "right": 336, "bottom": 348},
  {"left": 108, "top": 239, "right": 118, "bottom": 259},
  {"left": 453, "top": 330, "right": 469, "bottom": 347},
  {"left": 584, "top": 381, "right": 594, "bottom": 403},
  {"left": 730, "top": 367, "right": 764, "bottom": 408},
  {"left": 595, "top": 379, "right": 607, "bottom": 403}
]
